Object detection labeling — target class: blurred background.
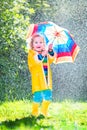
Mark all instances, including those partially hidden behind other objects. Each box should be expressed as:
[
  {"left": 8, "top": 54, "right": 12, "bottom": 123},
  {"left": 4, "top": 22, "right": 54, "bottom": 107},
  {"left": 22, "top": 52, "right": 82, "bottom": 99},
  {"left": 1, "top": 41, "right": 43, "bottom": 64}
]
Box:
[{"left": 0, "top": 0, "right": 87, "bottom": 102}]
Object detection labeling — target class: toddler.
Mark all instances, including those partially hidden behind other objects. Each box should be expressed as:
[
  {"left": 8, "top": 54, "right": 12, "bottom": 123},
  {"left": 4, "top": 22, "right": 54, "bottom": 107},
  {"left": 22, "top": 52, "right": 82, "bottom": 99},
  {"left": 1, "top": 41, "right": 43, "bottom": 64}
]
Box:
[{"left": 28, "top": 33, "right": 54, "bottom": 118}]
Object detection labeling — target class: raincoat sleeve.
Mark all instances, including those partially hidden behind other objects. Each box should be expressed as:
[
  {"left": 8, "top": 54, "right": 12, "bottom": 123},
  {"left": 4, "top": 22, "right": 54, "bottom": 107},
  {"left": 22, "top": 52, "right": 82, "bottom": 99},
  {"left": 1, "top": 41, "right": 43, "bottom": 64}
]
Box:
[
  {"left": 48, "top": 49, "right": 54, "bottom": 56},
  {"left": 48, "top": 50, "right": 55, "bottom": 64}
]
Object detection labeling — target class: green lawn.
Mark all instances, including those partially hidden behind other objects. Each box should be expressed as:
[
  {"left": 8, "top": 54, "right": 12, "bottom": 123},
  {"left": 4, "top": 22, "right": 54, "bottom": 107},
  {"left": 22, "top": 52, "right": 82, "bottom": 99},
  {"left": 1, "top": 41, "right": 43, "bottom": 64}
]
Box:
[{"left": 0, "top": 100, "right": 87, "bottom": 130}]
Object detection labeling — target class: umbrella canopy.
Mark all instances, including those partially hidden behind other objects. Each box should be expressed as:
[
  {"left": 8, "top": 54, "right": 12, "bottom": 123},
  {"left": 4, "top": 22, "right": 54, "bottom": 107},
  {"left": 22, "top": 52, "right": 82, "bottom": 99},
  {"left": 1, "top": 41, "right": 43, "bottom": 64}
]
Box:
[{"left": 26, "top": 21, "right": 80, "bottom": 64}]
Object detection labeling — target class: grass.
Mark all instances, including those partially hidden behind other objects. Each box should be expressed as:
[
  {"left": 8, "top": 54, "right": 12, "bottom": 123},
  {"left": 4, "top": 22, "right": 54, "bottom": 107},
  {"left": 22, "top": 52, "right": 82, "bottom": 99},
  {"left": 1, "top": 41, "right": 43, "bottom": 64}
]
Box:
[{"left": 0, "top": 100, "right": 87, "bottom": 130}]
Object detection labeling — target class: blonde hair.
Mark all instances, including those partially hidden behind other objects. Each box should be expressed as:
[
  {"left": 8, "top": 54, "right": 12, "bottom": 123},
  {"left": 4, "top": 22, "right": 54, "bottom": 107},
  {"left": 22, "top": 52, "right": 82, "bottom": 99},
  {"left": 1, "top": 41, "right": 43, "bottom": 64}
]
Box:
[{"left": 29, "top": 33, "right": 46, "bottom": 50}]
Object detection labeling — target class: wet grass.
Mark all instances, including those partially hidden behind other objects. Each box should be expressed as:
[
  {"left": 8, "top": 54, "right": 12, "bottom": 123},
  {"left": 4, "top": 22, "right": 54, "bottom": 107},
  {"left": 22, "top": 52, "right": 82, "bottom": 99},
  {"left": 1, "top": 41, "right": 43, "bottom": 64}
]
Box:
[{"left": 0, "top": 100, "right": 87, "bottom": 130}]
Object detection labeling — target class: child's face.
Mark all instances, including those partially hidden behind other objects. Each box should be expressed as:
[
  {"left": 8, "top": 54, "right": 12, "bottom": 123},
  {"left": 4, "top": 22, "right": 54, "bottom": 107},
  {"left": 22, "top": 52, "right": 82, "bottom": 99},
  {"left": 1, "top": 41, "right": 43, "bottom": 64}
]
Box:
[{"left": 32, "top": 36, "right": 45, "bottom": 52}]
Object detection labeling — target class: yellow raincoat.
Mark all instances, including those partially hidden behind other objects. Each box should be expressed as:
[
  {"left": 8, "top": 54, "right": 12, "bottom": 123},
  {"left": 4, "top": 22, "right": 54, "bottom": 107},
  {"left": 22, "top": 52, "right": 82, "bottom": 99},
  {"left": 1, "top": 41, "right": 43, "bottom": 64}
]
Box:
[{"left": 28, "top": 49, "right": 54, "bottom": 93}]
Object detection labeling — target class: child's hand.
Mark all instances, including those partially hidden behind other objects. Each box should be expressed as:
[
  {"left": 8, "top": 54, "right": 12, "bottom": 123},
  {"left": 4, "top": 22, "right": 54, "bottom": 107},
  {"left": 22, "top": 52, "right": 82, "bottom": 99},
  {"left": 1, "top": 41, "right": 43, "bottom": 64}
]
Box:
[
  {"left": 42, "top": 49, "right": 48, "bottom": 56},
  {"left": 48, "top": 44, "right": 53, "bottom": 51}
]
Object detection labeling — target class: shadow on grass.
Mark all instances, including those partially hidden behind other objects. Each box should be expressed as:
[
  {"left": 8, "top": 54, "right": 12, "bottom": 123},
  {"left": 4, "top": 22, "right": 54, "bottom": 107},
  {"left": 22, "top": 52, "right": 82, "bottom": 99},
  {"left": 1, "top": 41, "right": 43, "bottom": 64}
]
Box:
[{"left": 1, "top": 116, "right": 54, "bottom": 130}]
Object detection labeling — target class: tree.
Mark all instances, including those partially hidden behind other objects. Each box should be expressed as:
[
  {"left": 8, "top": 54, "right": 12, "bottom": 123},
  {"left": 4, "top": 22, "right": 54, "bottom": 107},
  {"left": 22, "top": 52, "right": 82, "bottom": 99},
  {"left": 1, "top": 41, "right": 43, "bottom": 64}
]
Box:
[{"left": 0, "top": 0, "right": 50, "bottom": 101}]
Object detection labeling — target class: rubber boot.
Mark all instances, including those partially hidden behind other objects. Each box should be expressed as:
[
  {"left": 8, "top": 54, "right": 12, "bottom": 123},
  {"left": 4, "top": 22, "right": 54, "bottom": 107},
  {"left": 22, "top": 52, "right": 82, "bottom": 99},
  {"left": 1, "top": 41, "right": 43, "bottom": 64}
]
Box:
[
  {"left": 41, "top": 100, "right": 50, "bottom": 117},
  {"left": 32, "top": 102, "right": 39, "bottom": 117}
]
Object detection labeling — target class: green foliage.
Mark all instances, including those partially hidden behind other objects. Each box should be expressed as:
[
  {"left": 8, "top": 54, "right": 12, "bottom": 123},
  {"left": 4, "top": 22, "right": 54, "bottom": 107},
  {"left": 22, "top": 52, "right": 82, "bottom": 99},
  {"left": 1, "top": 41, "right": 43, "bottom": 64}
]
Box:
[
  {"left": 0, "top": 101, "right": 87, "bottom": 130},
  {"left": 0, "top": 0, "right": 50, "bottom": 101},
  {"left": 0, "top": 100, "right": 31, "bottom": 122}
]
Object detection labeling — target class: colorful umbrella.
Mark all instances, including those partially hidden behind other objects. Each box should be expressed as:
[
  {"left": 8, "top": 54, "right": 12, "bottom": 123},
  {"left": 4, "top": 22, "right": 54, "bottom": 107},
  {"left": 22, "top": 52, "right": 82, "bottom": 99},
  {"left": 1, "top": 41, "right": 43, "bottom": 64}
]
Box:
[{"left": 26, "top": 21, "right": 80, "bottom": 64}]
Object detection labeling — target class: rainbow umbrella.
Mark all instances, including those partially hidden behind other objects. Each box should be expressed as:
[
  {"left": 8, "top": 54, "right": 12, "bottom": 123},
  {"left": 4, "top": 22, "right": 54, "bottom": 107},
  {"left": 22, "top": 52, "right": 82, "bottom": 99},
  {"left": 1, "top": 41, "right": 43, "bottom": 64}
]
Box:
[{"left": 26, "top": 21, "right": 80, "bottom": 64}]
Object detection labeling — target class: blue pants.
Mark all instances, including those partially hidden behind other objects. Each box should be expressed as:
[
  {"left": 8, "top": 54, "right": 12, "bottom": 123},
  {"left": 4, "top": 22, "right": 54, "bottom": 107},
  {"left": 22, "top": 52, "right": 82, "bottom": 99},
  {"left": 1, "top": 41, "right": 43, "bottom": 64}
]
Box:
[{"left": 33, "top": 89, "right": 52, "bottom": 103}]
